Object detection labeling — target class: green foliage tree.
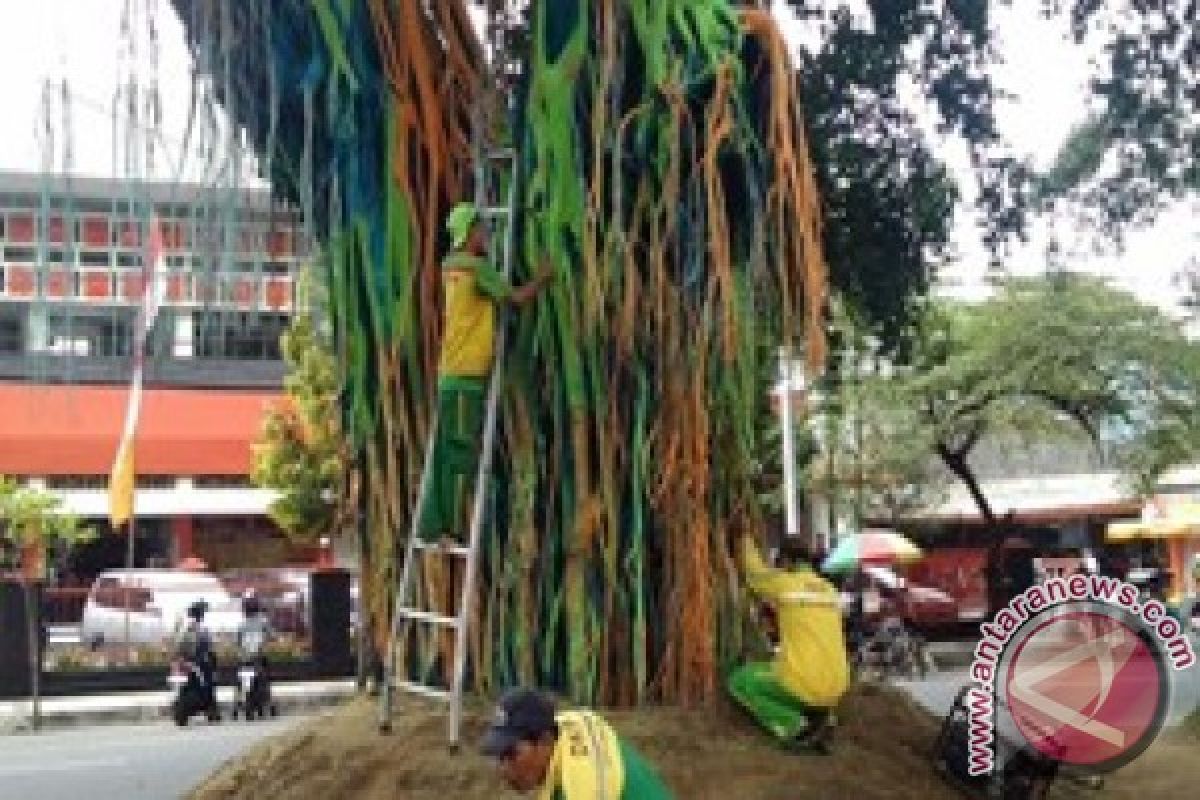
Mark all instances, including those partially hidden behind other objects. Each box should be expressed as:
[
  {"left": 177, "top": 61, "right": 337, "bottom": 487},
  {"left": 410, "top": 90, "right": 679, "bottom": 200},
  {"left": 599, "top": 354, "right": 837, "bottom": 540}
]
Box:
[
  {"left": 874, "top": 274, "right": 1200, "bottom": 526},
  {"left": 251, "top": 279, "right": 349, "bottom": 543},
  {"left": 1036, "top": 1, "right": 1198, "bottom": 233},
  {"left": 780, "top": 0, "right": 1020, "bottom": 343},
  {"left": 806, "top": 370, "right": 951, "bottom": 526},
  {"left": 782, "top": 1, "right": 1197, "bottom": 331},
  {"left": 799, "top": 298, "right": 949, "bottom": 529},
  {"left": 0, "top": 476, "right": 95, "bottom": 729},
  {"left": 0, "top": 477, "right": 96, "bottom": 580}
]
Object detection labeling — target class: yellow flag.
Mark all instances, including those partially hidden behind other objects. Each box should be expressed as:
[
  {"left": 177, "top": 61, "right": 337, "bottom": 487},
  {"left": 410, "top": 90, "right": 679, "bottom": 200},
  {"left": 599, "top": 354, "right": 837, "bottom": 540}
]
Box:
[
  {"left": 106, "top": 217, "right": 165, "bottom": 531},
  {"left": 108, "top": 435, "right": 136, "bottom": 529}
]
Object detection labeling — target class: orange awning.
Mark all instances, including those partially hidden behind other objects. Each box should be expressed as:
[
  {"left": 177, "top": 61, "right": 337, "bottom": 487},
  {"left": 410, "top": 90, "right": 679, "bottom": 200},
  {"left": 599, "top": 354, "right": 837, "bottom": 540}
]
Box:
[{"left": 0, "top": 383, "right": 284, "bottom": 476}]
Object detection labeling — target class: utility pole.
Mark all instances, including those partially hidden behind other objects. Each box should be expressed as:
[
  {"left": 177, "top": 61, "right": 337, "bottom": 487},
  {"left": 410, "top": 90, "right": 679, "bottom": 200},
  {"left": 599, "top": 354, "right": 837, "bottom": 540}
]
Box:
[
  {"left": 779, "top": 347, "right": 799, "bottom": 539},
  {"left": 855, "top": 371, "right": 864, "bottom": 533},
  {"left": 824, "top": 374, "right": 838, "bottom": 544}
]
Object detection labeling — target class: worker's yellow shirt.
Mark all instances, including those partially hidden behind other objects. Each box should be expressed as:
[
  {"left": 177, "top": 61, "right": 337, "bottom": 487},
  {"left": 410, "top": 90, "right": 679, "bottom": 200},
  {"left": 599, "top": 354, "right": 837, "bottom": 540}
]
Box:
[
  {"left": 741, "top": 537, "right": 849, "bottom": 707},
  {"left": 437, "top": 252, "right": 512, "bottom": 378}
]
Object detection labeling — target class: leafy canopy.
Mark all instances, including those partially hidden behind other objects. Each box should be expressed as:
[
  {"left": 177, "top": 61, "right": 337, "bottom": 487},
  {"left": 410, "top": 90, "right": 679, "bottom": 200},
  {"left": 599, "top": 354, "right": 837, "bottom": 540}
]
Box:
[
  {"left": 878, "top": 274, "right": 1200, "bottom": 522},
  {"left": 251, "top": 272, "right": 349, "bottom": 542},
  {"left": 1, "top": 476, "right": 96, "bottom": 575}
]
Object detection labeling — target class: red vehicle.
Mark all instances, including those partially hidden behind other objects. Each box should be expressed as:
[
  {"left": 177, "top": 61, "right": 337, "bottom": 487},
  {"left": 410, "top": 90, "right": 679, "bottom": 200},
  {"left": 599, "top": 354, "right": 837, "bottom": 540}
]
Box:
[
  {"left": 901, "top": 548, "right": 990, "bottom": 627},
  {"left": 857, "top": 566, "right": 960, "bottom": 634}
]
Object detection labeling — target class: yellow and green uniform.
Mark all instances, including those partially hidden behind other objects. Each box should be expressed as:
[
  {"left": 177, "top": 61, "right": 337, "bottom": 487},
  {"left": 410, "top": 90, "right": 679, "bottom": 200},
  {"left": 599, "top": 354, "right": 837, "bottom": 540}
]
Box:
[
  {"left": 419, "top": 251, "right": 513, "bottom": 541},
  {"left": 540, "top": 711, "right": 673, "bottom": 800},
  {"left": 727, "top": 537, "right": 849, "bottom": 740}
]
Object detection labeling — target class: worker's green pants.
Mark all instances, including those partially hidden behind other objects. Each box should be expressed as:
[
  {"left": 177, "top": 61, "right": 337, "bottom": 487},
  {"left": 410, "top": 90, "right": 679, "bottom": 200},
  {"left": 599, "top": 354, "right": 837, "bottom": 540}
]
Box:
[
  {"left": 727, "top": 662, "right": 814, "bottom": 741},
  {"left": 418, "top": 378, "right": 486, "bottom": 542}
]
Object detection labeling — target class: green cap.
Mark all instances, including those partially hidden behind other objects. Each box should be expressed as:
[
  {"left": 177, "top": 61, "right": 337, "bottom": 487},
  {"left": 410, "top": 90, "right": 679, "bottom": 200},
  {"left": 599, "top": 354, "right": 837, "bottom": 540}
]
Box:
[{"left": 446, "top": 203, "right": 479, "bottom": 250}]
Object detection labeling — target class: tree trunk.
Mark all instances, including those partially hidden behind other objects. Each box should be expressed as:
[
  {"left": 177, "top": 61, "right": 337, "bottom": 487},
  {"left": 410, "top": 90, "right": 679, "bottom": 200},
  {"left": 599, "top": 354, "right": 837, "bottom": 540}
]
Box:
[
  {"left": 22, "top": 579, "right": 40, "bottom": 731},
  {"left": 937, "top": 444, "right": 998, "bottom": 529},
  {"left": 353, "top": 462, "right": 376, "bottom": 694}
]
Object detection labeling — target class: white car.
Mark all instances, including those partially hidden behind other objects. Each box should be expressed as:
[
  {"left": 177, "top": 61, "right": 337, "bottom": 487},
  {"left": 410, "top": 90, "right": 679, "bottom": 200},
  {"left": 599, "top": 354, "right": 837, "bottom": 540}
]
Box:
[{"left": 80, "top": 569, "right": 242, "bottom": 647}]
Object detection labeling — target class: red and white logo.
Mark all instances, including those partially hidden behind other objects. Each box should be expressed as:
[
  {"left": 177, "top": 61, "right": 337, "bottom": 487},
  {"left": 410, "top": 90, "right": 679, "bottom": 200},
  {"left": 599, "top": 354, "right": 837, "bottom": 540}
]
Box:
[{"left": 1000, "top": 603, "right": 1169, "bottom": 771}]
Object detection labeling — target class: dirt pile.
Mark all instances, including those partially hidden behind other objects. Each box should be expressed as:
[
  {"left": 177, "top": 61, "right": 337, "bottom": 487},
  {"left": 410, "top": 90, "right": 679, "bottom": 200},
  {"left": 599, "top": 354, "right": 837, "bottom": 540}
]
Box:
[{"left": 187, "top": 684, "right": 1200, "bottom": 799}]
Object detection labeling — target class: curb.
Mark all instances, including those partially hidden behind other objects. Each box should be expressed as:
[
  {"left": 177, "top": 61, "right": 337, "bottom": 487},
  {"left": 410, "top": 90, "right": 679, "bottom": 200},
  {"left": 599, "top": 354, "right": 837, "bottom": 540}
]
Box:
[
  {"left": 927, "top": 642, "right": 976, "bottom": 670},
  {"left": 927, "top": 643, "right": 1079, "bottom": 670},
  {"left": 0, "top": 681, "right": 357, "bottom": 735}
]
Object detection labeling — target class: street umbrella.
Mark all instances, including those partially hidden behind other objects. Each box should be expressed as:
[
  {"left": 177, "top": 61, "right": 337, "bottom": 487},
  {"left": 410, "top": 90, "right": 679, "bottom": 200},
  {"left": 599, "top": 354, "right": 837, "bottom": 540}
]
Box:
[{"left": 821, "top": 530, "right": 923, "bottom": 575}]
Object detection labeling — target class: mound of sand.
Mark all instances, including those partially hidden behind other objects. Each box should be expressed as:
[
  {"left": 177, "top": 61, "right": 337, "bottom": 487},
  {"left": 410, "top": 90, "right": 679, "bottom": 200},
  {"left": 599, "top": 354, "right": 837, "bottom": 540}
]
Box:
[{"left": 188, "top": 683, "right": 1200, "bottom": 799}]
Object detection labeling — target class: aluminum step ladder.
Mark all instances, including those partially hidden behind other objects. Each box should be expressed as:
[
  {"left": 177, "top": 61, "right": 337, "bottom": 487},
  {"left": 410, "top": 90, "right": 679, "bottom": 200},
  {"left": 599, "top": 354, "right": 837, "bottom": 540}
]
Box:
[{"left": 377, "top": 144, "right": 518, "bottom": 748}]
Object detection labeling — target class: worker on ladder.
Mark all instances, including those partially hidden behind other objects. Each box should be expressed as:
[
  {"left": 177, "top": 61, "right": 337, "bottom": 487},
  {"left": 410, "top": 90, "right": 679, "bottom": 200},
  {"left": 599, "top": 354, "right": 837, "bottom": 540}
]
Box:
[{"left": 419, "top": 202, "right": 554, "bottom": 549}]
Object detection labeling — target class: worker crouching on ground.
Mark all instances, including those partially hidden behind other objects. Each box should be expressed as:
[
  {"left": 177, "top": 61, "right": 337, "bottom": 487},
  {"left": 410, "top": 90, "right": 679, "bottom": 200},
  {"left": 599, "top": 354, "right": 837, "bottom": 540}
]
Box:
[
  {"left": 728, "top": 533, "right": 849, "bottom": 752},
  {"left": 420, "top": 203, "right": 554, "bottom": 548},
  {"left": 480, "top": 687, "right": 674, "bottom": 799}
]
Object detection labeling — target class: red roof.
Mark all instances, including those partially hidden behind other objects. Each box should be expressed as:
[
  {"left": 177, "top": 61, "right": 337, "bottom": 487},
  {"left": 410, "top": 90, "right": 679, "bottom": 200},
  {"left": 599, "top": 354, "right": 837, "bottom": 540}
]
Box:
[{"left": 0, "top": 384, "right": 284, "bottom": 476}]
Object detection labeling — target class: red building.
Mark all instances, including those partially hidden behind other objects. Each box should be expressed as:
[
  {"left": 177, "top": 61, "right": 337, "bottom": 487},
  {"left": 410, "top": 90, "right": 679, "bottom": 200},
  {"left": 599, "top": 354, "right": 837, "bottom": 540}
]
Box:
[{"left": 0, "top": 170, "right": 316, "bottom": 581}]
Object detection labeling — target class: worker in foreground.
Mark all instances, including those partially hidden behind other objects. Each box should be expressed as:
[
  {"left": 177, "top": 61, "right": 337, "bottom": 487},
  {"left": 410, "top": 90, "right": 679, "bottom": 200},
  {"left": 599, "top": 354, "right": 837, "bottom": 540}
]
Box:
[
  {"left": 481, "top": 687, "right": 674, "bottom": 799},
  {"left": 728, "top": 533, "right": 849, "bottom": 752},
  {"left": 420, "top": 202, "right": 554, "bottom": 547}
]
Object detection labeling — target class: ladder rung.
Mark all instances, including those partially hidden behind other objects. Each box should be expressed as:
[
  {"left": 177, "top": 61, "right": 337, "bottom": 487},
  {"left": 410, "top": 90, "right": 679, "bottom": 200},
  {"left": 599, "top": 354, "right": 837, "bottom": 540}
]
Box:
[
  {"left": 479, "top": 206, "right": 509, "bottom": 218},
  {"left": 397, "top": 608, "right": 460, "bottom": 627},
  {"left": 411, "top": 540, "right": 471, "bottom": 556},
  {"left": 487, "top": 148, "right": 515, "bottom": 160},
  {"left": 395, "top": 680, "right": 451, "bottom": 701}
]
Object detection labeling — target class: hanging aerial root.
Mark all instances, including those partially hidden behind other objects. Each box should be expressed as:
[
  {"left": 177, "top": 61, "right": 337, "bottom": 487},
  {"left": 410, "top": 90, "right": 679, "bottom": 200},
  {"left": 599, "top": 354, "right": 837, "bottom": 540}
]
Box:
[{"left": 740, "top": 8, "right": 827, "bottom": 370}]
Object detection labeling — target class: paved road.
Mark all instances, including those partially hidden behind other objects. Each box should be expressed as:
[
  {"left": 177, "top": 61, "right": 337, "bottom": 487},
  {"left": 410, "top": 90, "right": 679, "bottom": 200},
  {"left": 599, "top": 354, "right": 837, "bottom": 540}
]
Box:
[
  {"left": 895, "top": 652, "right": 1200, "bottom": 727},
  {"left": 0, "top": 715, "right": 308, "bottom": 800}
]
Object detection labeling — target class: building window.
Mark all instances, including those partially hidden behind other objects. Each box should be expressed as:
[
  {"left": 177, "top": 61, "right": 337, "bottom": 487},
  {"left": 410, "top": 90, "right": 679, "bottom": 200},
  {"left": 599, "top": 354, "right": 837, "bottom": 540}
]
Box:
[
  {"left": 45, "top": 310, "right": 134, "bottom": 358},
  {"left": 80, "top": 250, "right": 111, "bottom": 268},
  {"left": 136, "top": 475, "right": 177, "bottom": 489},
  {"left": 192, "top": 311, "right": 286, "bottom": 361},
  {"left": 44, "top": 475, "right": 108, "bottom": 489},
  {"left": 0, "top": 313, "right": 23, "bottom": 354},
  {"left": 193, "top": 475, "right": 252, "bottom": 488}
]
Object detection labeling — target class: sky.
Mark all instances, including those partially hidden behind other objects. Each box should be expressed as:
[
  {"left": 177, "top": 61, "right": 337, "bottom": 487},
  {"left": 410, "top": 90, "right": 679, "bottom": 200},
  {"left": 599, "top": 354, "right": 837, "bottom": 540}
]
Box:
[
  {"left": 0, "top": 0, "right": 255, "bottom": 188},
  {"left": 0, "top": 1, "right": 1194, "bottom": 316},
  {"left": 931, "top": 3, "right": 1198, "bottom": 316}
]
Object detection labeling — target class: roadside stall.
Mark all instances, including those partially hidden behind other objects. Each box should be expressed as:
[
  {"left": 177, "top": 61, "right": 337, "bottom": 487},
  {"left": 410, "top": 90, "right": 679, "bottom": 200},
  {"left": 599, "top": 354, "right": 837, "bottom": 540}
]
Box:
[{"left": 1106, "top": 494, "right": 1200, "bottom": 621}]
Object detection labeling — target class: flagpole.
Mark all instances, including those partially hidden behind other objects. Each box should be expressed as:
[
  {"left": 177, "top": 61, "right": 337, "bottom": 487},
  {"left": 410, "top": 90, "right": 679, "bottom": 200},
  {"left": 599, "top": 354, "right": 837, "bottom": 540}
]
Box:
[
  {"left": 124, "top": 516, "right": 135, "bottom": 651},
  {"left": 110, "top": 215, "right": 162, "bottom": 655}
]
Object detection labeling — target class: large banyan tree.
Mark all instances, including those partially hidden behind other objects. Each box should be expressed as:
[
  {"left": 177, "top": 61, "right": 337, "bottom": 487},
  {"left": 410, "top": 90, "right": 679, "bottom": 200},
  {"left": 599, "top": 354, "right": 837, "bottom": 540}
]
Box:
[{"left": 172, "top": 0, "right": 827, "bottom": 706}]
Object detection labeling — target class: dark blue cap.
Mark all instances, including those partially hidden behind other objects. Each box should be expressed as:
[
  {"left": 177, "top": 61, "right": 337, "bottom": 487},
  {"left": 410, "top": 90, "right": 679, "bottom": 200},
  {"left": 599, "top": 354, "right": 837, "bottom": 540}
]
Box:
[{"left": 479, "top": 687, "right": 557, "bottom": 757}]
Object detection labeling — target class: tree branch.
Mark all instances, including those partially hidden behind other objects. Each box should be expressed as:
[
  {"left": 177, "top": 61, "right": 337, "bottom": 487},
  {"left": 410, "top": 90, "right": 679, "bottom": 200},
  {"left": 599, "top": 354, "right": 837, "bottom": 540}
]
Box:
[{"left": 936, "top": 439, "right": 998, "bottom": 527}]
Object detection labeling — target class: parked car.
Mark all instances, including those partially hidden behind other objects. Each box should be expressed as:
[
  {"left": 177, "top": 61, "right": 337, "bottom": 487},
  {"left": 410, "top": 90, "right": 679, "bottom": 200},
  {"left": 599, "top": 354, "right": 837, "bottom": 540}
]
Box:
[
  {"left": 840, "top": 565, "right": 959, "bottom": 635},
  {"left": 901, "top": 547, "right": 990, "bottom": 625},
  {"left": 80, "top": 569, "right": 242, "bottom": 647}
]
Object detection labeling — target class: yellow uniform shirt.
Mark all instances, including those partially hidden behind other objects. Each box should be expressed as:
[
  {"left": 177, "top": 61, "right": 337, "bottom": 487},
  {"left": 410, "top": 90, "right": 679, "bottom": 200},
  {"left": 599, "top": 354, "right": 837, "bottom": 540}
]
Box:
[
  {"left": 540, "top": 711, "right": 674, "bottom": 800},
  {"left": 741, "top": 537, "right": 850, "bottom": 707},
  {"left": 437, "top": 252, "right": 512, "bottom": 379}
]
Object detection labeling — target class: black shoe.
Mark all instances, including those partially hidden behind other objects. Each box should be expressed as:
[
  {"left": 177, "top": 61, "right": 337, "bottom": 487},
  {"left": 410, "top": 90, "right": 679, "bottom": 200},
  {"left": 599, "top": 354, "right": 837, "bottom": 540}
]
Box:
[{"left": 785, "top": 713, "right": 835, "bottom": 755}]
